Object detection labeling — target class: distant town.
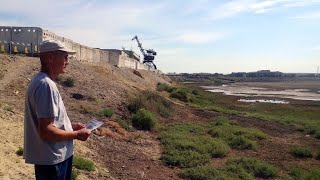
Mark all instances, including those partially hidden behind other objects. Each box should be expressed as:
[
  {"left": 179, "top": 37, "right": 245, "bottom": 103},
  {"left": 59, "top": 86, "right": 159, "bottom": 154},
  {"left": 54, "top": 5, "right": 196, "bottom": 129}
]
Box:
[{"left": 167, "top": 70, "right": 320, "bottom": 79}]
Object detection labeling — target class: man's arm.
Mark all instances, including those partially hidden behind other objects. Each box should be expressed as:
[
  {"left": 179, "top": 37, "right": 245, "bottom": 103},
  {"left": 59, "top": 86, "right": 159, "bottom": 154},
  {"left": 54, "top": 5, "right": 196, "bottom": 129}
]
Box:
[{"left": 38, "top": 118, "right": 90, "bottom": 141}]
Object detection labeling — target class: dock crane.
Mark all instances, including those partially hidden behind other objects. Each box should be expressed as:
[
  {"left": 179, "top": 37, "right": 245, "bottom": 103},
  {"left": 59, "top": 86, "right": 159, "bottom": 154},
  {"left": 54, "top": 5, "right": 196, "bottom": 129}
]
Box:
[{"left": 132, "top": 35, "right": 157, "bottom": 70}]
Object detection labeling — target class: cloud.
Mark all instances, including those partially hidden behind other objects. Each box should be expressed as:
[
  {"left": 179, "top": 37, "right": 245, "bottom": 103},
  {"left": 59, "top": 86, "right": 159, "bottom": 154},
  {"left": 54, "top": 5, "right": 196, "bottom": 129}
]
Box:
[
  {"left": 206, "top": 0, "right": 320, "bottom": 20},
  {"left": 177, "top": 32, "right": 225, "bottom": 44},
  {"left": 291, "top": 12, "right": 320, "bottom": 20}
]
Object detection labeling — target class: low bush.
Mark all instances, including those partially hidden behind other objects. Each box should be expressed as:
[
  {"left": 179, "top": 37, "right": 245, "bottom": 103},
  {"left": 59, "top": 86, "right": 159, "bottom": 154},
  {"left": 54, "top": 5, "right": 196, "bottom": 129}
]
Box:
[
  {"left": 208, "top": 118, "right": 266, "bottom": 150},
  {"left": 179, "top": 158, "right": 277, "bottom": 180},
  {"left": 16, "top": 147, "right": 23, "bottom": 156},
  {"left": 290, "top": 146, "right": 313, "bottom": 158},
  {"left": 226, "top": 157, "right": 278, "bottom": 179},
  {"left": 161, "top": 149, "right": 210, "bottom": 168},
  {"left": 95, "top": 108, "right": 114, "bottom": 117},
  {"left": 71, "top": 169, "right": 79, "bottom": 180},
  {"left": 315, "top": 130, "right": 320, "bottom": 139},
  {"left": 288, "top": 167, "right": 320, "bottom": 180},
  {"left": 127, "top": 91, "right": 174, "bottom": 118},
  {"left": 63, "top": 77, "right": 76, "bottom": 87},
  {"left": 316, "top": 148, "right": 320, "bottom": 160},
  {"left": 170, "top": 88, "right": 189, "bottom": 102},
  {"left": 114, "top": 118, "right": 132, "bottom": 130},
  {"left": 73, "top": 155, "right": 95, "bottom": 171},
  {"left": 57, "top": 76, "right": 76, "bottom": 87},
  {"left": 160, "top": 123, "right": 230, "bottom": 168},
  {"left": 132, "top": 109, "right": 158, "bottom": 131},
  {"left": 156, "top": 82, "right": 175, "bottom": 92}
]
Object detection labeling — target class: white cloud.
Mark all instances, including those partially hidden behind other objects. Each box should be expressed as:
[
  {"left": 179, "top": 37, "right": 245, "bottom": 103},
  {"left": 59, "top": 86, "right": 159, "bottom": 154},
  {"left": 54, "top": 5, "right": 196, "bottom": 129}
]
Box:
[
  {"left": 177, "top": 32, "right": 225, "bottom": 44},
  {"left": 206, "top": 0, "right": 320, "bottom": 20},
  {"left": 291, "top": 12, "right": 320, "bottom": 19}
]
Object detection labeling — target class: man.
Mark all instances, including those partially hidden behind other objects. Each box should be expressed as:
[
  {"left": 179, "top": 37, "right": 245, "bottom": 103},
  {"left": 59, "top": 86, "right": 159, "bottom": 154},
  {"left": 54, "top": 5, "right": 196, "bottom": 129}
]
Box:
[{"left": 24, "top": 40, "right": 91, "bottom": 180}]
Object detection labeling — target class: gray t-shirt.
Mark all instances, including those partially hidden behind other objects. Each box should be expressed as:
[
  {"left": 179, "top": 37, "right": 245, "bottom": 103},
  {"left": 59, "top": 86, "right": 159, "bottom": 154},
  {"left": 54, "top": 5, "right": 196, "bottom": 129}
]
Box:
[{"left": 24, "top": 72, "right": 73, "bottom": 165}]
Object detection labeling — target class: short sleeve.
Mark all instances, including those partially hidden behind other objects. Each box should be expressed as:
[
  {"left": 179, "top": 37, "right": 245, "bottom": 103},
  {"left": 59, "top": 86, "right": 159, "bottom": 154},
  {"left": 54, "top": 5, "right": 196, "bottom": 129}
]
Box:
[{"left": 34, "top": 82, "right": 58, "bottom": 118}]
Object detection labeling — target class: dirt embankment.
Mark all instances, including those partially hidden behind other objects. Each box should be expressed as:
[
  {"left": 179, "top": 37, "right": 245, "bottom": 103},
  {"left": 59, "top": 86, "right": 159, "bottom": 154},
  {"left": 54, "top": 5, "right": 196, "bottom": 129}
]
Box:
[
  {"left": 0, "top": 54, "right": 174, "bottom": 179},
  {"left": 1, "top": 54, "right": 319, "bottom": 180}
]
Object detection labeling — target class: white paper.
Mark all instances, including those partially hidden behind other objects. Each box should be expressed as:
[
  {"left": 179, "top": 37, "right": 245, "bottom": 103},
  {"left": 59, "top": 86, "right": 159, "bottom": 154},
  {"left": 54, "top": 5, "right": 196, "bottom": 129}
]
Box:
[{"left": 85, "top": 119, "right": 103, "bottom": 130}]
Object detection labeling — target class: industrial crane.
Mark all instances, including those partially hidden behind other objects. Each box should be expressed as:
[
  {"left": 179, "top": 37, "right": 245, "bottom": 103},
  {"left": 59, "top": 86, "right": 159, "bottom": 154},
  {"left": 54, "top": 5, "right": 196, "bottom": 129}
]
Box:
[{"left": 132, "top": 35, "right": 157, "bottom": 70}]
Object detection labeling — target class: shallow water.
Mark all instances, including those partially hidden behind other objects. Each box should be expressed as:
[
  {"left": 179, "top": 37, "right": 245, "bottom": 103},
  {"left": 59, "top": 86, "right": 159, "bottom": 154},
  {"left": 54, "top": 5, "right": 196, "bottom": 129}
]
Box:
[
  {"left": 202, "top": 84, "right": 320, "bottom": 101},
  {"left": 238, "top": 99, "right": 289, "bottom": 104}
]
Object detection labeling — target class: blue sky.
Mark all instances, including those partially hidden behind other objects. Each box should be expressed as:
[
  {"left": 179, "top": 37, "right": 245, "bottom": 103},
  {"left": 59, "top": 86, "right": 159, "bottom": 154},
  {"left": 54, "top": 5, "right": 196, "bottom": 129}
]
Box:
[{"left": 0, "top": 0, "right": 319, "bottom": 74}]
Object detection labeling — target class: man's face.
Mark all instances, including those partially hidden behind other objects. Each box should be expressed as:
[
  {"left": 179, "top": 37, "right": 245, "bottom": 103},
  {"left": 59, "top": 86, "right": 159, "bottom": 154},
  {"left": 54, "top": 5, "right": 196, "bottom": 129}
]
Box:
[{"left": 51, "top": 51, "right": 69, "bottom": 74}]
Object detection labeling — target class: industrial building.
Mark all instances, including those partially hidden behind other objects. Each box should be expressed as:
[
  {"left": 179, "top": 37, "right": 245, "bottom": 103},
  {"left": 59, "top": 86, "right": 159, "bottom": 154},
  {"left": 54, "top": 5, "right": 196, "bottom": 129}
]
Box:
[{"left": 0, "top": 26, "right": 157, "bottom": 71}]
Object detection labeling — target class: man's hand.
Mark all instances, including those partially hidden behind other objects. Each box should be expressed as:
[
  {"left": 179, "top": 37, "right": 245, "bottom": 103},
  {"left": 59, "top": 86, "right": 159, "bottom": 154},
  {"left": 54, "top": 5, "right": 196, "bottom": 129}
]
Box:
[
  {"left": 75, "top": 128, "right": 91, "bottom": 141},
  {"left": 72, "top": 122, "right": 85, "bottom": 131}
]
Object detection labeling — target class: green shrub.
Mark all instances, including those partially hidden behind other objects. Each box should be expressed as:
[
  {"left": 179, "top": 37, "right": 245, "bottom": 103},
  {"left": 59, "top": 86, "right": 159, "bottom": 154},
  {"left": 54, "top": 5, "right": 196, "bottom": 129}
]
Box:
[
  {"left": 288, "top": 166, "right": 306, "bottom": 179},
  {"left": 179, "top": 166, "right": 228, "bottom": 180},
  {"left": 132, "top": 109, "right": 158, "bottom": 131},
  {"left": 73, "top": 155, "right": 95, "bottom": 171},
  {"left": 290, "top": 146, "right": 313, "bottom": 158},
  {"left": 95, "top": 108, "right": 114, "bottom": 117},
  {"left": 71, "top": 169, "right": 79, "bottom": 180},
  {"left": 316, "top": 148, "right": 320, "bottom": 160},
  {"left": 306, "top": 169, "right": 320, "bottom": 179},
  {"left": 208, "top": 118, "right": 266, "bottom": 150},
  {"left": 160, "top": 123, "right": 230, "bottom": 168},
  {"left": 63, "top": 77, "right": 76, "bottom": 87},
  {"left": 128, "top": 98, "right": 143, "bottom": 114},
  {"left": 228, "top": 136, "right": 256, "bottom": 149},
  {"left": 16, "top": 147, "right": 23, "bottom": 156},
  {"left": 288, "top": 167, "right": 320, "bottom": 180},
  {"left": 191, "top": 90, "right": 199, "bottom": 95},
  {"left": 114, "top": 118, "right": 132, "bottom": 130},
  {"left": 128, "top": 91, "right": 174, "bottom": 118},
  {"left": 315, "top": 130, "right": 320, "bottom": 139},
  {"left": 226, "top": 157, "right": 278, "bottom": 179},
  {"left": 156, "top": 82, "right": 175, "bottom": 92},
  {"left": 161, "top": 149, "right": 209, "bottom": 168},
  {"left": 170, "top": 88, "right": 189, "bottom": 102}
]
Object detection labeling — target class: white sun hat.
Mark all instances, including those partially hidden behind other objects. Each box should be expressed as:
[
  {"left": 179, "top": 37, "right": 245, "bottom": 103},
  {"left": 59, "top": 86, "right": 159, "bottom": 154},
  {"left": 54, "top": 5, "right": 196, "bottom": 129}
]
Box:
[{"left": 39, "top": 40, "right": 76, "bottom": 54}]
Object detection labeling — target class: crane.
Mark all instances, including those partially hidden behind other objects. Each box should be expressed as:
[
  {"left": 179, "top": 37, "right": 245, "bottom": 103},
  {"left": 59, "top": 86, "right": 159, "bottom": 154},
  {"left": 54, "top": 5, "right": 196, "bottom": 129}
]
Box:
[{"left": 132, "top": 35, "right": 157, "bottom": 70}]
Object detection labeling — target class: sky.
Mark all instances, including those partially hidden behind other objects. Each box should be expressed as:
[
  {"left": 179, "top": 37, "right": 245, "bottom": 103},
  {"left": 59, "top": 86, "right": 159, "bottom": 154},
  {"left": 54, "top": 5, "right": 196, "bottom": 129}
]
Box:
[{"left": 0, "top": 0, "right": 319, "bottom": 74}]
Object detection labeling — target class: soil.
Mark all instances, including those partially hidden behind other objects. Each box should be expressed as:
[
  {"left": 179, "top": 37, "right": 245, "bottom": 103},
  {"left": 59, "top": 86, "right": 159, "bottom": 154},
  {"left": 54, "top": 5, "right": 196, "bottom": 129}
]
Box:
[{"left": 0, "top": 54, "right": 319, "bottom": 179}]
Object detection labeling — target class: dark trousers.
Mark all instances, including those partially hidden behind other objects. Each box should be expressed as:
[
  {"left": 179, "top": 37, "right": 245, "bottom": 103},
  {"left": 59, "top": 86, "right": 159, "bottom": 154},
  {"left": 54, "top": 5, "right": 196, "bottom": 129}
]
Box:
[{"left": 35, "top": 155, "right": 73, "bottom": 180}]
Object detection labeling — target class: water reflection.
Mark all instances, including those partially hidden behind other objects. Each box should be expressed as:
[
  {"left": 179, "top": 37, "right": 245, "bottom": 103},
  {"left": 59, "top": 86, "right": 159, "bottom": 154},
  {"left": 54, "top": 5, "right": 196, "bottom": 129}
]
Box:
[{"left": 202, "top": 85, "right": 320, "bottom": 101}]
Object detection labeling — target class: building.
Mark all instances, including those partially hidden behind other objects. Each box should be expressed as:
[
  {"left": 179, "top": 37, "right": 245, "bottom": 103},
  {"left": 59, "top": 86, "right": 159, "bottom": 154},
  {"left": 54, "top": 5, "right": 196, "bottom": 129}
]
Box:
[{"left": 0, "top": 26, "right": 156, "bottom": 71}]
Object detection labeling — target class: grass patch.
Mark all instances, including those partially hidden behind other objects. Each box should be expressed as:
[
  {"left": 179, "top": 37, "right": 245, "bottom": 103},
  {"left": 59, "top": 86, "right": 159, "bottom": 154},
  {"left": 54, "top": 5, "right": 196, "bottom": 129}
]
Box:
[
  {"left": 179, "top": 157, "right": 278, "bottom": 180},
  {"left": 160, "top": 117, "right": 266, "bottom": 168},
  {"left": 160, "top": 123, "right": 230, "bottom": 167},
  {"left": 170, "top": 88, "right": 189, "bottom": 102},
  {"left": 57, "top": 76, "right": 76, "bottom": 87},
  {"left": 286, "top": 166, "right": 320, "bottom": 180},
  {"left": 227, "top": 157, "right": 278, "bottom": 179},
  {"left": 127, "top": 91, "right": 174, "bottom": 118},
  {"left": 316, "top": 148, "right": 320, "bottom": 160},
  {"left": 73, "top": 155, "right": 95, "bottom": 171},
  {"left": 157, "top": 82, "right": 176, "bottom": 92},
  {"left": 208, "top": 117, "right": 266, "bottom": 150},
  {"left": 114, "top": 117, "right": 132, "bottom": 130},
  {"left": 132, "top": 109, "right": 158, "bottom": 131},
  {"left": 290, "top": 146, "right": 313, "bottom": 158},
  {"left": 95, "top": 108, "right": 114, "bottom": 117},
  {"left": 16, "top": 147, "right": 23, "bottom": 156},
  {"left": 71, "top": 169, "right": 79, "bottom": 180}
]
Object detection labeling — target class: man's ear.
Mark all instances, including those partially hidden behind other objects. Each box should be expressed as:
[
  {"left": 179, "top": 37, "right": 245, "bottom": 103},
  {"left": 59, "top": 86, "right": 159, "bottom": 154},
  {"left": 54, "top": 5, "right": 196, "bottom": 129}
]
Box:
[{"left": 47, "top": 53, "right": 54, "bottom": 64}]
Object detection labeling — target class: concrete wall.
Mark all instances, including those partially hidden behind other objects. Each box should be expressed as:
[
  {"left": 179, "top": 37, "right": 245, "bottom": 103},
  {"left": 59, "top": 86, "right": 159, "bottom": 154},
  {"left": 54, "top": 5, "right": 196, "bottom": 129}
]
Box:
[
  {"left": 0, "top": 26, "right": 42, "bottom": 54},
  {"left": 0, "top": 26, "right": 159, "bottom": 72}
]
